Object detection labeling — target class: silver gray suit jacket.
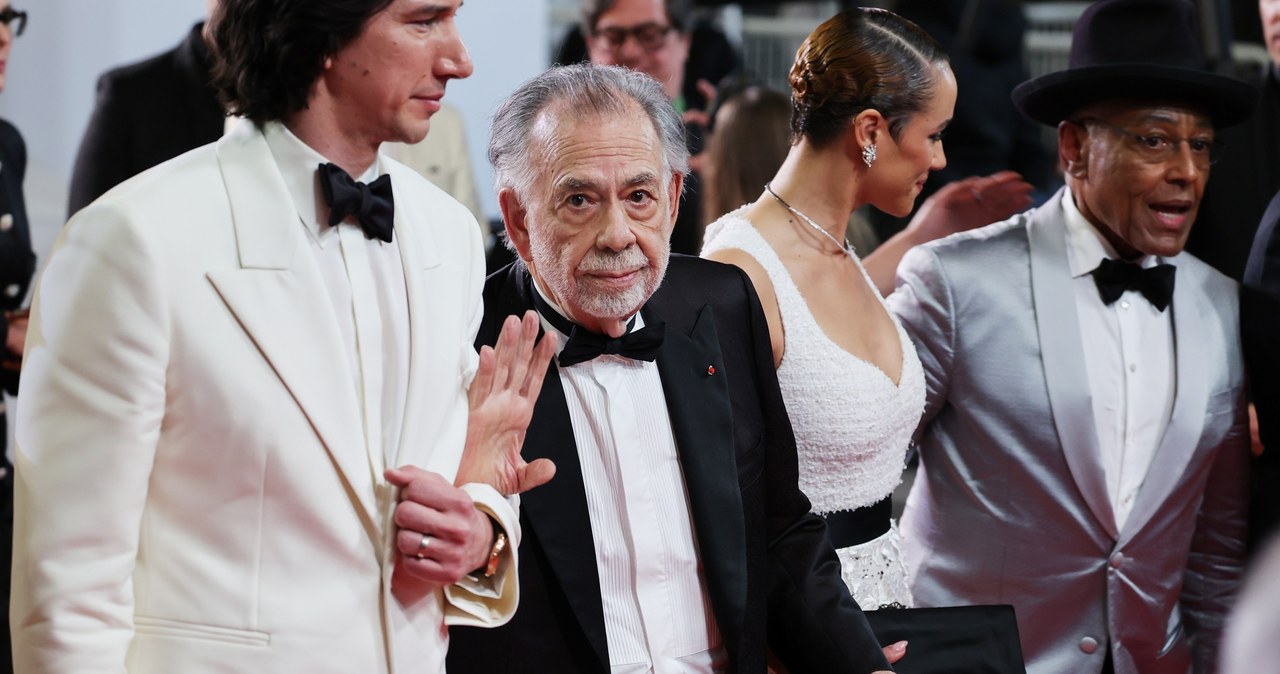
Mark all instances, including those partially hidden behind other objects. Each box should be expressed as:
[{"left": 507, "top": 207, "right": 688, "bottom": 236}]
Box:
[{"left": 887, "top": 188, "right": 1250, "bottom": 674}]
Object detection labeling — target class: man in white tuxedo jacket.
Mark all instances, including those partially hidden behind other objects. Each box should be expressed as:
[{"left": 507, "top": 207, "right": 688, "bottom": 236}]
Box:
[
  {"left": 10, "top": 1, "right": 557, "bottom": 672},
  {"left": 888, "top": 1, "right": 1254, "bottom": 673}
]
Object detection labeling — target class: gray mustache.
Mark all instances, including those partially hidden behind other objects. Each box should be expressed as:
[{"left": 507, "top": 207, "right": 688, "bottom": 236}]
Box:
[{"left": 577, "top": 247, "right": 649, "bottom": 273}]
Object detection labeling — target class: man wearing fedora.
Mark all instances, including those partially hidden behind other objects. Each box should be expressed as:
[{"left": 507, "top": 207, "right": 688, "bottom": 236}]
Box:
[{"left": 887, "top": 1, "right": 1254, "bottom": 672}]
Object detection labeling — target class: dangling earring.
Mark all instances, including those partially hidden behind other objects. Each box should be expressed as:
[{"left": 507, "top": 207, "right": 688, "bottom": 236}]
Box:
[{"left": 862, "top": 143, "right": 877, "bottom": 168}]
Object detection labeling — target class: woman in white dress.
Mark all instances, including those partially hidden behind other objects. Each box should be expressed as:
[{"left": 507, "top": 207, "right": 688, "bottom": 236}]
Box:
[{"left": 701, "top": 8, "right": 1028, "bottom": 611}]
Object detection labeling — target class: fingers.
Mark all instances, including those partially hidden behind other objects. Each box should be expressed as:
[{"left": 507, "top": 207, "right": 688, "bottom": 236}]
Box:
[
  {"left": 396, "top": 533, "right": 472, "bottom": 585},
  {"left": 491, "top": 314, "right": 522, "bottom": 392},
  {"left": 516, "top": 458, "right": 557, "bottom": 494},
  {"left": 388, "top": 470, "right": 481, "bottom": 581},
  {"left": 882, "top": 641, "right": 908, "bottom": 665},
  {"left": 522, "top": 327, "right": 557, "bottom": 398},
  {"left": 503, "top": 311, "right": 540, "bottom": 398},
  {"left": 384, "top": 465, "right": 430, "bottom": 489},
  {"left": 389, "top": 467, "right": 470, "bottom": 508},
  {"left": 696, "top": 77, "right": 717, "bottom": 104},
  {"left": 980, "top": 170, "right": 1023, "bottom": 185},
  {"left": 468, "top": 345, "right": 496, "bottom": 408}
]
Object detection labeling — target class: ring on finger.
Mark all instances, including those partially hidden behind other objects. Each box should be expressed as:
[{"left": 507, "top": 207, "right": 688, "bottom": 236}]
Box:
[{"left": 415, "top": 533, "right": 432, "bottom": 559}]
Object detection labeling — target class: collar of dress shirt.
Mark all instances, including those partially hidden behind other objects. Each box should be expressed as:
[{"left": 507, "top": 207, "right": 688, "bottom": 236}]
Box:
[
  {"left": 528, "top": 274, "right": 646, "bottom": 360},
  {"left": 1061, "top": 185, "right": 1171, "bottom": 278},
  {"left": 260, "top": 120, "right": 382, "bottom": 248}
]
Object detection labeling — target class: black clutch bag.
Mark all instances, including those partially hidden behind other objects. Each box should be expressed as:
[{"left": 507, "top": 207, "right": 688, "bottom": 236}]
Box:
[{"left": 864, "top": 604, "right": 1026, "bottom": 674}]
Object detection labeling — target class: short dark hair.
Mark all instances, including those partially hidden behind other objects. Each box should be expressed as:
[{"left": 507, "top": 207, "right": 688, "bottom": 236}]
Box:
[
  {"left": 208, "top": 0, "right": 395, "bottom": 125},
  {"left": 789, "top": 8, "right": 947, "bottom": 147},
  {"left": 580, "top": 0, "right": 693, "bottom": 35}
]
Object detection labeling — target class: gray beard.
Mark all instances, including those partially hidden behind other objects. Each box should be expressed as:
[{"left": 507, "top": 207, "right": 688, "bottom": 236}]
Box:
[{"left": 529, "top": 231, "right": 669, "bottom": 323}]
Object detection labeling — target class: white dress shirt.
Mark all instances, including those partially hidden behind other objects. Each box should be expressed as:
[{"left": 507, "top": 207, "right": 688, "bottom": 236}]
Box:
[
  {"left": 534, "top": 284, "right": 726, "bottom": 674},
  {"left": 263, "top": 122, "right": 408, "bottom": 479},
  {"left": 1061, "top": 188, "right": 1176, "bottom": 530}
]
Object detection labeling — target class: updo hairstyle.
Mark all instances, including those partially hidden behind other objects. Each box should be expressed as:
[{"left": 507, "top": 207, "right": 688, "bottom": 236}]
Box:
[{"left": 789, "top": 8, "right": 948, "bottom": 148}]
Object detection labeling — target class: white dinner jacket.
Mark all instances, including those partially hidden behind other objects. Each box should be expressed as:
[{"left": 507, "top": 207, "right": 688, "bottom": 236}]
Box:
[
  {"left": 12, "top": 121, "right": 517, "bottom": 673},
  {"left": 888, "top": 189, "right": 1250, "bottom": 674}
]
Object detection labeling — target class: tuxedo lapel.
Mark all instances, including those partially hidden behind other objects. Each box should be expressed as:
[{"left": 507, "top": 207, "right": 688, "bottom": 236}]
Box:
[
  {"left": 387, "top": 166, "right": 448, "bottom": 475},
  {"left": 1028, "top": 198, "right": 1119, "bottom": 539},
  {"left": 1119, "top": 263, "right": 1209, "bottom": 543},
  {"left": 504, "top": 276, "right": 610, "bottom": 669},
  {"left": 647, "top": 300, "right": 748, "bottom": 656},
  {"left": 204, "top": 126, "right": 380, "bottom": 539}
]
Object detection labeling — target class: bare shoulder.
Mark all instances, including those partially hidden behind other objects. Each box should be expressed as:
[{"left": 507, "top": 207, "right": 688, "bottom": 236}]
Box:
[{"left": 703, "top": 248, "right": 777, "bottom": 312}]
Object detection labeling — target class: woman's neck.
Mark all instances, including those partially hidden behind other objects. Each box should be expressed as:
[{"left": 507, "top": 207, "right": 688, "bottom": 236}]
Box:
[{"left": 765, "top": 142, "right": 861, "bottom": 243}]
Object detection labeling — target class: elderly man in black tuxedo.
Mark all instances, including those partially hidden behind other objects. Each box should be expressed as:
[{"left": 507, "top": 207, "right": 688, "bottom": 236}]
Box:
[{"left": 446, "top": 63, "right": 893, "bottom": 674}]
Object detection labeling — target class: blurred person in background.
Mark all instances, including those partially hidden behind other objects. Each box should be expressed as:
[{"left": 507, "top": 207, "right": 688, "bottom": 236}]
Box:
[
  {"left": 579, "top": 0, "right": 737, "bottom": 256},
  {"left": 1187, "top": 0, "right": 1280, "bottom": 281},
  {"left": 67, "top": 0, "right": 224, "bottom": 219},
  {"left": 0, "top": 4, "right": 32, "bottom": 671}
]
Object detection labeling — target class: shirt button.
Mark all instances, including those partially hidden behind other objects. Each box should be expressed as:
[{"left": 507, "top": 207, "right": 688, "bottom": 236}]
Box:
[
  {"left": 1120, "top": 300, "right": 1131, "bottom": 310},
  {"left": 1110, "top": 552, "right": 1125, "bottom": 569},
  {"left": 1079, "top": 636, "right": 1099, "bottom": 654},
  {"left": 0, "top": 214, "right": 11, "bottom": 231},
  {"left": 1128, "top": 363, "right": 1137, "bottom": 373},
  {"left": 4, "top": 284, "right": 20, "bottom": 298}
]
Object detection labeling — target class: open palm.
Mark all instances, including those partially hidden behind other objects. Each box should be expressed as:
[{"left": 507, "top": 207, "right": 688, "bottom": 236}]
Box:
[{"left": 456, "top": 311, "right": 558, "bottom": 495}]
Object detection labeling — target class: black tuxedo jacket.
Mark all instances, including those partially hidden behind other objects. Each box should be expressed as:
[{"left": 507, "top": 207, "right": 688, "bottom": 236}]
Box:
[
  {"left": 0, "top": 118, "right": 32, "bottom": 396},
  {"left": 1190, "top": 65, "right": 1280, "bottom": 281},
  {"left": 0, "top": 116, "right": 29, "bottom": 674},
  {"left": 448, "top": 257, "right": 887, "bottom": 674},
  {"left": 1244, "top": 190, "right": 1280, "bottom": 549},
  {"left": 67, "top": 22, "right": 224, "bottom": 218}
]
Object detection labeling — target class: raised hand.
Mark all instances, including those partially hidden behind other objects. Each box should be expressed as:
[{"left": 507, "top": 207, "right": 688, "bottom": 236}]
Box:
[
  {"left": 455, "top": 310, "right": 558, "bottom": 496},
  {"left": 907, "top": 170, "right": 1034, "bottom": 242}
]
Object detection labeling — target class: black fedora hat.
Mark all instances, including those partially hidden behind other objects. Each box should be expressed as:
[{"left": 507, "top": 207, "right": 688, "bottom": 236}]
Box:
[{"left": 1012, "top": 0, "right": 1256, "bottom": 128}]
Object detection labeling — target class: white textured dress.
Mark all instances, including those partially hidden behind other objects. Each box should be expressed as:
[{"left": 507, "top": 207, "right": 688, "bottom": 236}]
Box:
[{"left": 702, "top": 208, "right": 926, "bottom": 609}]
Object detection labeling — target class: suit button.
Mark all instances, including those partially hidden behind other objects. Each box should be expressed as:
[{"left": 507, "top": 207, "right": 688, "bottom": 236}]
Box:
[
  {"left": 0, "top": 214, "right": 11, "bottom": 231},
  {"left": 4, "top": 284, "right": 20, "bottom": 298},
  {"left": 1110, "top": 552, "right": 1125, "bottom": 569},
  {"left": 1079, "top": 636, "right": 1099, "bottom": 654}
]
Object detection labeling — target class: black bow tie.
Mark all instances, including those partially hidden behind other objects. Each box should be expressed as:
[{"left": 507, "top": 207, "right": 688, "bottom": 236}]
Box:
[
  {"left": 317, "top": 162, "right": 394, "bottom": 243},
  {"left": 1090, "top": 258, "right": 1176, "bottom": 311},
  {"left": 532, "top": 290, "right": 665, "bottom": 367}
]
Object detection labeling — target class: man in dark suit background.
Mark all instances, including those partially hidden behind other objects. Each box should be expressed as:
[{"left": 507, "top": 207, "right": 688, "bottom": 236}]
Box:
[
  {"left": 1187, "top": 0, "right": 1280, "bottom": 281},
  {"left": 446, "top": 62, "right": 894, "bottom": 674},
  {"left": 578, "top": 0, "right": 737, "bottom": 256},
  {"left": 0, "top": 4, "right": 33, "bottom": 672},
  {"left": 66, "top": 1, "right": 223, "bottom": 218}
]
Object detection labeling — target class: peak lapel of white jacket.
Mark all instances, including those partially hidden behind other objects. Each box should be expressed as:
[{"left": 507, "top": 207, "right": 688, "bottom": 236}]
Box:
[{"left": 204, "top": 125, "right": 382, "bottom": 540}]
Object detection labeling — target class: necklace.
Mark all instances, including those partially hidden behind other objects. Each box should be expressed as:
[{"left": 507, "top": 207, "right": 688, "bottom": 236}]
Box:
[{"left": 764, "top": 183, "right": 856, "bottom": 258}]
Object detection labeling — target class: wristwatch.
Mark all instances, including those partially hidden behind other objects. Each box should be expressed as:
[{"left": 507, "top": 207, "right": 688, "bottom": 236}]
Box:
[
  {"left": 482, "top": 530, "right": 508, "bottom": 578},
  {"left": 469, "top": 521, "right": 508, "bottom": 581}
]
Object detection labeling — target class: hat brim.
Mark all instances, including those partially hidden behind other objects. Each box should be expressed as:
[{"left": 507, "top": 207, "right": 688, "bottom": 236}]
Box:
[{"left": 1012, "top": 63, "right": 1257, "bottom": 128}]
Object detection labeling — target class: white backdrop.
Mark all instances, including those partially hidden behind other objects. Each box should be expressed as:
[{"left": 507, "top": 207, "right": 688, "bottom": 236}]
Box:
[{"left": 0, "top": 0, "right": 550, "bottom": 266}]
